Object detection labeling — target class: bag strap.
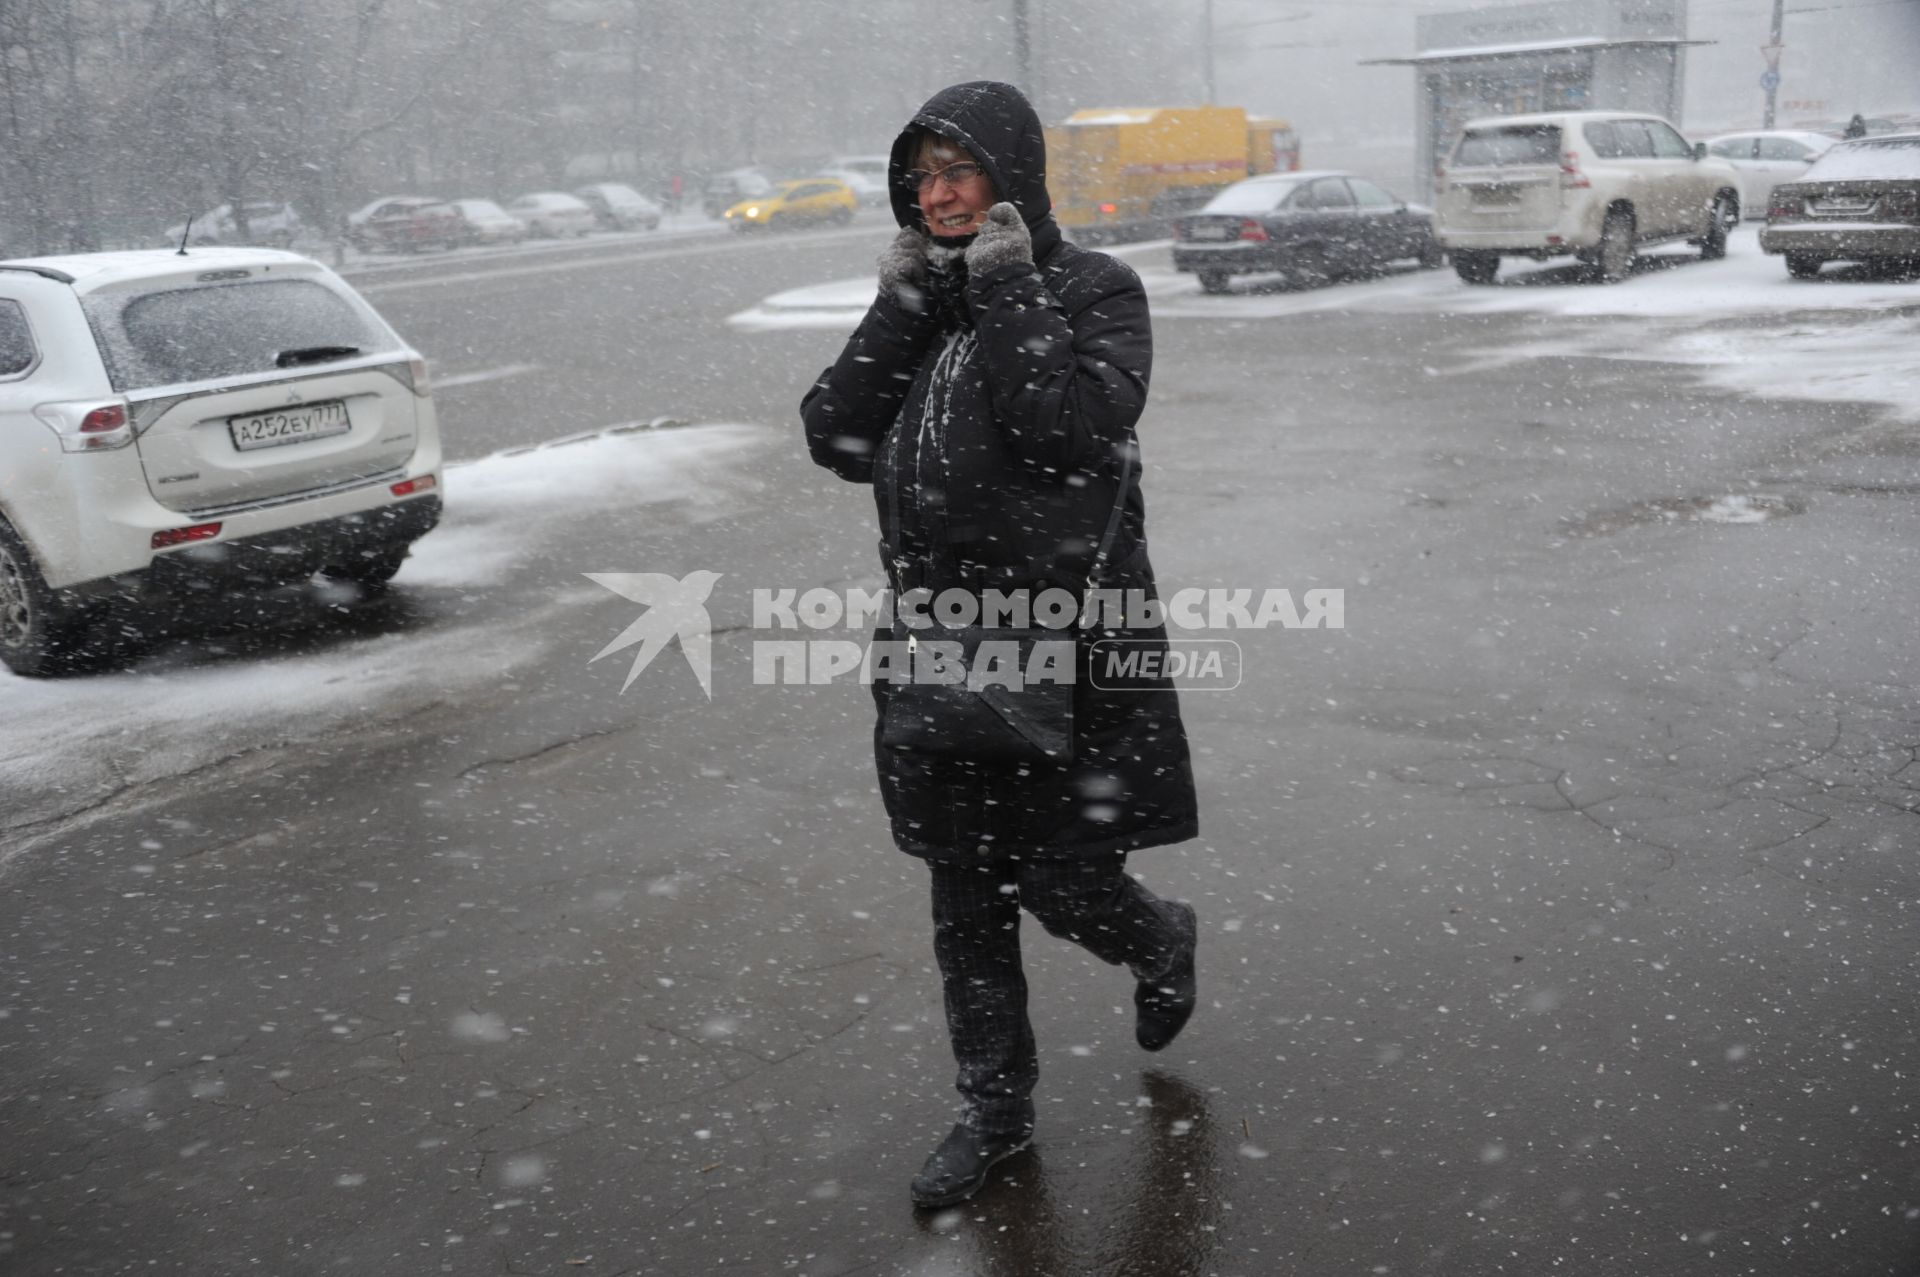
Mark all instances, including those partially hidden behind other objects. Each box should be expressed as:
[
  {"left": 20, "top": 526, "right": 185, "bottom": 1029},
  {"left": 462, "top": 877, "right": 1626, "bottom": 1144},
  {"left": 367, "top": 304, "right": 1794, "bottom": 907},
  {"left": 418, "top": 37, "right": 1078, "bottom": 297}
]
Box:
[{"left": 1086, "top": 443, "right": 1135, "bottom": 589}]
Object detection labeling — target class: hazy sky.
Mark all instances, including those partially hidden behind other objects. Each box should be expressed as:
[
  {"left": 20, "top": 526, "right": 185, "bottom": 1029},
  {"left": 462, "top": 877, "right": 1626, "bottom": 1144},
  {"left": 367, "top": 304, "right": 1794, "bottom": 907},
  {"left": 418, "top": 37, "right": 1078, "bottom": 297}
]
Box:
[{"left": 1193, "top": 0, "right": 1918, "bottom": 180}]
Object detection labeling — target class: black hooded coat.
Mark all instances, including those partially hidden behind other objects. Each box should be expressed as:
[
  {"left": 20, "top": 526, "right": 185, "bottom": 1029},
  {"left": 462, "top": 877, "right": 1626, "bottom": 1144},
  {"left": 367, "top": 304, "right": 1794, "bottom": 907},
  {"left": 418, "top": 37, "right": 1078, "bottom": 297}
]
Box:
[{"left": 801, "top": 81, "right": 1198, "bottom": 862}]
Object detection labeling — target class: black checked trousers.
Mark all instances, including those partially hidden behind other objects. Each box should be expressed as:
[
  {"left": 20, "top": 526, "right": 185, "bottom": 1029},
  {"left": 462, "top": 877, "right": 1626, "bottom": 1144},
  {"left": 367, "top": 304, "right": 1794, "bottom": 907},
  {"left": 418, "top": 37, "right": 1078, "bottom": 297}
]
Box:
[{"left": 927, "top": 856, "right": 1187, "bottom": 1137}]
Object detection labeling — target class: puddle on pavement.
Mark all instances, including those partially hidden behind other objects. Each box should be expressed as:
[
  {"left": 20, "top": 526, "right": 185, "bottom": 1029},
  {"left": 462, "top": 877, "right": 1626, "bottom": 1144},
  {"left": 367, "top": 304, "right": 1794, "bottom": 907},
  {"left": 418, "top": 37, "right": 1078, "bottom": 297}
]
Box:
[{"left": 1565, "top": 492, "right": 1806, "bottom": 537}]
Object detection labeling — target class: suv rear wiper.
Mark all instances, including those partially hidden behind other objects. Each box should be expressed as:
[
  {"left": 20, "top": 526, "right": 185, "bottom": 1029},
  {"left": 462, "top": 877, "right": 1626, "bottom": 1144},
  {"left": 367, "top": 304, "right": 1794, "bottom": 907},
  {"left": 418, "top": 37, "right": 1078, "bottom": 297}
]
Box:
[{"left": 275, "top": 345, "right": 362, "bottom": 368}]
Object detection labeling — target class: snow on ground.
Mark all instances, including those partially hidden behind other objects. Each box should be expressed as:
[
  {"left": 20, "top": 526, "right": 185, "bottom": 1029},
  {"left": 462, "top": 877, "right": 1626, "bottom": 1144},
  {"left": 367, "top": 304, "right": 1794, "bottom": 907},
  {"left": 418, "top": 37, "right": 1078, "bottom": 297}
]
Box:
[
  {"left": 407, "top": 421, "right": 763, "bottom": 587},
  {"left": 0, "top": 424, "right": 767, "bottom": 845},
  {"left": 730, "top": 229, "right": 1920, "bottom": 418}
]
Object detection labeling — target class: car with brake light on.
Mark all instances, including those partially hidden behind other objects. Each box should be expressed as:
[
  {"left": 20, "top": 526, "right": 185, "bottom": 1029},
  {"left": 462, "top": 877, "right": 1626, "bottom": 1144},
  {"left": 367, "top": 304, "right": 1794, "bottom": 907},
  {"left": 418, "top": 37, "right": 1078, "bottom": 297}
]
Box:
[
  {"left": 1171, "top": 171, "right": 1442, "bottom": 293},
  {"left": 0, "top": 247, "right": 442, "bottom": 675},
  {"left": 506, "top": 192, "right": 598, "bottom": 238},
  {"left": 1703, "top": 131, "right": 1835, "bottom": 218},
  {"left": 1435, "top": 110, "right": 1743, "bottom": 284},
  {"left": 723, "top": 178, "right": 857, "bottom": 231},
  {"left": 574, "top": 183, "right": 663, "bottom": 231},
  {"left": 448, "top": 198, "right": 528, "bottom": 247},
  {"left": 1760, "top": 132, "right": 1920, "bottom": 278}
]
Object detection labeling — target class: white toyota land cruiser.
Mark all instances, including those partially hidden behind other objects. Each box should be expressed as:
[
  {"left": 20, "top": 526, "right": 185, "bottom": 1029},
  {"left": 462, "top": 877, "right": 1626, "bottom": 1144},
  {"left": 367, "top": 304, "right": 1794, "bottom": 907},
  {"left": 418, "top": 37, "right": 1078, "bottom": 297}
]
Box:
[{"left": 1436, "top": 110, "right": 1743, "bottom": 285}]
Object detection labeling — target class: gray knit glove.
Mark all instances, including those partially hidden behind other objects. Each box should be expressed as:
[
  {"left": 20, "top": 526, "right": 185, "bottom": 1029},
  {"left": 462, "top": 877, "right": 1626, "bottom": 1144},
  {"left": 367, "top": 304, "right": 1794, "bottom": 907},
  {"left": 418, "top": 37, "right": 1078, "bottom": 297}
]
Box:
[
  {"left": 965, "top": 202, "right": 1033, "bottom": 275},
  {"left": 877, "top": 226, "right": 931, "bottom": 310}
]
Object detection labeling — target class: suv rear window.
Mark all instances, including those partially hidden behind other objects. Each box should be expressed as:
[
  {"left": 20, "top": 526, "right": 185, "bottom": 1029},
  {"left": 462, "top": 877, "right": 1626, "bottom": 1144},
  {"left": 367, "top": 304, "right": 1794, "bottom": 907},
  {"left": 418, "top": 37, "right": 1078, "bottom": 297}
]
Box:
[
  {"left": 1454, "top": 125, "right": 1561, "bottom": 167},
  {"left": 82, "top": 278, "right": 395, "bottom": 392},
  {"left": 0, "top": 300, "right": 35, "bottom": 377}
]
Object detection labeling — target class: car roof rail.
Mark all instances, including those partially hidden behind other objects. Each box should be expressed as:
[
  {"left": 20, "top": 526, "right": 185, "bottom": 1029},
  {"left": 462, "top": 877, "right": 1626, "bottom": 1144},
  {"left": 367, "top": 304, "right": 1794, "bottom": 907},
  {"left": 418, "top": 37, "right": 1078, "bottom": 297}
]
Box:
[{"left": 0, "top": 263, "right": 77, "bottom": 284}]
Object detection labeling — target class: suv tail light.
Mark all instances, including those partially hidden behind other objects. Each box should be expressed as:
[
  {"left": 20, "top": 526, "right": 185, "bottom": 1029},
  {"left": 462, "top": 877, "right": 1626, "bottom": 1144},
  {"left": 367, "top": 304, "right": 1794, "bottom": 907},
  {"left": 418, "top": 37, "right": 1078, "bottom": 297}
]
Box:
[
  {"left": 379, "top": 355, "right": 433, "bottom": 397},
  {"left": 1558, "top": 152, "right": 1590, "bottom": 190},
  {"left": 33, "top": 398, "right": 134, "bottom": 452},
  {"left": 1433, "top": 163, "right": 1448, "bottom": 195},
  {"left": 1238, "top": 219, "right": 1270, "bottom": 242},
  {"left": 1769, "top": 191, "right": 1804, "bottom": 219},
  {"left": 391, "top": 474, "right": 437, "bottom": 498},
  {"left": 1881, "top": 189, "right": 1920, "bottom": 221},
  {"left": 152, "top": 523, "right": 222, "bottom": 550}
]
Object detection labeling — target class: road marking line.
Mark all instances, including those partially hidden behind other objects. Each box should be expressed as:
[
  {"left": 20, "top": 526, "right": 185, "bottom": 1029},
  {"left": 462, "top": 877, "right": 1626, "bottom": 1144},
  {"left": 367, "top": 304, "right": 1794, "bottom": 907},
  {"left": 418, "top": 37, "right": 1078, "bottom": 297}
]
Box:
[
  {"left": 356, "top": 224, "right": 879, "bottom": 295},
  {"left": 435, "top": 363, "right": 541, "bottom": 389}
]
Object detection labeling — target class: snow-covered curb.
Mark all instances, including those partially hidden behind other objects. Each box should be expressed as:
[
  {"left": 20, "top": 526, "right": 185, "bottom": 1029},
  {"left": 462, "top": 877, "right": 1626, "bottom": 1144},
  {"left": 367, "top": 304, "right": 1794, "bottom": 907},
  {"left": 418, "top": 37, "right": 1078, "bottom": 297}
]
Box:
[{"left": 0, "top": 424, "right": 767, "bottom": 846}]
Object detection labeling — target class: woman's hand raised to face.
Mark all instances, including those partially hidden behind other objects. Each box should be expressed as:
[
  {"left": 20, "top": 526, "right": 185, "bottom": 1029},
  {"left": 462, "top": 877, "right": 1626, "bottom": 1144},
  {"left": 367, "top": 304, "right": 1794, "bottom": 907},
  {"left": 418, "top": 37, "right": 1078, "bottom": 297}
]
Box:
[
  {"left": 964, "top": 203, "right": 1032, "bottom": 276},
  {"left": 878, "top": 225, "right": 933, "bottom": 310}
]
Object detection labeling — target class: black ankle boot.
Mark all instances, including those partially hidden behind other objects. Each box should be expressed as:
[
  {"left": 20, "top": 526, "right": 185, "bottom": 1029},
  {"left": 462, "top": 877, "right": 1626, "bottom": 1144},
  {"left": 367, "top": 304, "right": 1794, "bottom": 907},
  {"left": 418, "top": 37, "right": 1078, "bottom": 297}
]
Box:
[
  {"left": 1135, "top": 901, "right": 1198, "bottom": 1052},
  {"left": 909, "top": 1122, "right": 1032, "bottom": 1208}
]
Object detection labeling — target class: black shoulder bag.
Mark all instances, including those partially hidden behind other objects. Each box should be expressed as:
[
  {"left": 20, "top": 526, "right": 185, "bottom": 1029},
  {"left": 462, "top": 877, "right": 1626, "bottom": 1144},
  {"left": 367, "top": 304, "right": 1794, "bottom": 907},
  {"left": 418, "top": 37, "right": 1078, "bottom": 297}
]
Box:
[{"left": 878, "top": 447, "right": 1134, "bottom": 766}]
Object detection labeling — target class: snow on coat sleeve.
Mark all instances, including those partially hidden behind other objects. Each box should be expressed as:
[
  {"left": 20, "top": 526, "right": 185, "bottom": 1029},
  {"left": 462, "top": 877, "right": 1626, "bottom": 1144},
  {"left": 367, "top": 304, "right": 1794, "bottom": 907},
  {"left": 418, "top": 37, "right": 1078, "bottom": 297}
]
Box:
[
  {"left": 965, "top": 254, "right": 1152, "bottom": 476},
  {"left": 800, "top": 293, "right": 937, "bottom": 484}
]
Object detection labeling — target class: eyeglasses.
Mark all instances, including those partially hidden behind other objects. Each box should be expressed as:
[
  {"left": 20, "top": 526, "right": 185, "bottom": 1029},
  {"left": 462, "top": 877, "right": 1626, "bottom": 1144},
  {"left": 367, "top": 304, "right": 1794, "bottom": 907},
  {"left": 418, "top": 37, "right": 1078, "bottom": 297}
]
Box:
[{"left": 899, "top": 161, "right": 987, "bottom": 193}]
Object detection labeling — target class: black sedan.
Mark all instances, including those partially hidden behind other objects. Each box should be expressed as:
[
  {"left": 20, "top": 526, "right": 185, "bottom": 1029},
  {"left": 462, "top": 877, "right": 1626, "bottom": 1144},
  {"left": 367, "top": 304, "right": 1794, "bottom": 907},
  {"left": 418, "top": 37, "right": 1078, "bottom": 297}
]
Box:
[
  {"left": 1172, "top": 171, "right": 1444, "bottom": 294},
  {"left": 1760, "top": 133, "right": 1920, "bottom": 278}
]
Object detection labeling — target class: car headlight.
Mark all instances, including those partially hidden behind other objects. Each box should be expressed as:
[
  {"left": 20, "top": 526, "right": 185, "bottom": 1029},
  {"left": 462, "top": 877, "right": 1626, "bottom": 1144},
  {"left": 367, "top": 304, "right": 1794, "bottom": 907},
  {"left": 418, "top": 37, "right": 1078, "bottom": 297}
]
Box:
[{"left": 746, "top": 206, "right": 761, "bottom": 217}]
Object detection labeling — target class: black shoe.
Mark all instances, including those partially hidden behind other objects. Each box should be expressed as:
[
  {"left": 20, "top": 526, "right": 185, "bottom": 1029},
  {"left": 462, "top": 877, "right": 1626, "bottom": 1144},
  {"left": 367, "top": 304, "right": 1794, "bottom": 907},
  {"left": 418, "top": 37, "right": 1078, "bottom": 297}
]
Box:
[
  {"left": 909, "top": 1122, "right": 1032, "bottom": 1208},
  {"left": 1135, "top": 901, "right": 1198, "bottom": 1053}
]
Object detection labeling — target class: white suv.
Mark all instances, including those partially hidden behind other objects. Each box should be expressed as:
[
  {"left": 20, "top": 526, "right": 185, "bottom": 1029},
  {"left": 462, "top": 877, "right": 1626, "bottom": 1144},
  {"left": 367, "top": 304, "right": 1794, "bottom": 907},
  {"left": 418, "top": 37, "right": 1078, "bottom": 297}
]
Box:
[
  {"left": 1436, "top": 111, "right": 1743, "bottom": 284},
  {"left": 0, "top": 247, "right": 442, "bottom": 675}
]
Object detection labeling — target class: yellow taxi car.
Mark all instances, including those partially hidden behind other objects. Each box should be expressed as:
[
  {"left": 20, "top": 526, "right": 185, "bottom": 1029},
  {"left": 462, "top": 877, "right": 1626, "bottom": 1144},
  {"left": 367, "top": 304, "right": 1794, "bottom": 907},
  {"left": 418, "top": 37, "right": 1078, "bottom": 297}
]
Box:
[{"left": 723, "top": 178, "right": 858, "bottom": 230}]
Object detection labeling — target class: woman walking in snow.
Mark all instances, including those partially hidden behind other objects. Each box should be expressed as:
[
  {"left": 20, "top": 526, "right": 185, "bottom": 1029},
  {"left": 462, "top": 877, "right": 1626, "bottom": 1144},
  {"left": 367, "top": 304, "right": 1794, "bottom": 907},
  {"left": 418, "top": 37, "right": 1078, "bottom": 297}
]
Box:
[{"left": 801, "top": 80, "right": 1201, "bottom": 1208}]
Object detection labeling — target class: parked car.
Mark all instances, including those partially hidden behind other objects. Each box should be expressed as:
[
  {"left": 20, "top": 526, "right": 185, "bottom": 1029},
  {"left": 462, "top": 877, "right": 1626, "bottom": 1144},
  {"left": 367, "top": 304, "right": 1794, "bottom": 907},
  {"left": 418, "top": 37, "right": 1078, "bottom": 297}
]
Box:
[
  {"left": 1704, "top": 131, "right": 1835, "bottom": 218},
  {"left": 344, "top": 195, "right": 410, "bottom": 245},
  {"left": 164, "top": 202, "right": 303, "bottom": 250},
  {"left": 814, "top": 167, "right": 887, "bottom": 208},
  {"left": 722, "top": 178, "right": 858, "bottom": 231},
  {"left": 0, "top": 247, "right": 442, "bottom": 675},
  {"left": 1172, "top": 171, "right": 1443, "bottom": 293},
  {"left": 350, "top": 197, "right": 463, "bottom": 253},
  {"left": 574, "top": 183, "right": 662, "bottom": 231},
  {"left": 448, "top": 198, "right": 528, "bottom": 247},
  {"left": 702, "top": 168, "right": 774, "bottom": 218},
  {"left": 820, "top": 155, "right": 892, "bottom": 207},
  {"left": 1435, "top": 111, "right": 1743, "bottom": 284},
  {"left": 825, "top": 155, "right": 890, "bottom": 185},
  {"left": 1760, "top": 132, "right": 1920, "bottom": 278},
  {"left": 506, "top": 192, "right": 597, "bottom": 238}
]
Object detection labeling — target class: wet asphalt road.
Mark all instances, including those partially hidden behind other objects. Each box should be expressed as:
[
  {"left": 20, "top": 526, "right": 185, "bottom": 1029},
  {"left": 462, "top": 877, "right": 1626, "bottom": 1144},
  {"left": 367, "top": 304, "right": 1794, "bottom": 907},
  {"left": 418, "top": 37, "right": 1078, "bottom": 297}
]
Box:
[{"left": 2, "top": 222, "right": 1918, "bottom": 1276}]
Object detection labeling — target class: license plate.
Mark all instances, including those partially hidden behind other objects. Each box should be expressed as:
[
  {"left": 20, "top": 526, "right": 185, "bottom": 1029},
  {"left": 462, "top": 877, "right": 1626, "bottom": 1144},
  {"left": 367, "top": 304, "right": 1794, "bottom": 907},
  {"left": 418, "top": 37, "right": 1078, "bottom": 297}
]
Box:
[
  {"left": 1188, "top": 224, "right": 1233, "bottom": 241},
  {"left": 1473, "top": 186, "right": 1519, "bottom": 206},
  {"left": 227, "top": 400, "right": 351, "bottom": 452},
  {"left": 1811, "top": 198, "right": 1871, "bottom": 214}
]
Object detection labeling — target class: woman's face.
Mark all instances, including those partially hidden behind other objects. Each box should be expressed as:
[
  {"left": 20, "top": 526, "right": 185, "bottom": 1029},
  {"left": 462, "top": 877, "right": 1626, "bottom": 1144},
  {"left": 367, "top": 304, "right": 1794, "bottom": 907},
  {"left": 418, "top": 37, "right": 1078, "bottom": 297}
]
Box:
[{"left": 913, "top": 137, "right": 998, "bottom": 238}]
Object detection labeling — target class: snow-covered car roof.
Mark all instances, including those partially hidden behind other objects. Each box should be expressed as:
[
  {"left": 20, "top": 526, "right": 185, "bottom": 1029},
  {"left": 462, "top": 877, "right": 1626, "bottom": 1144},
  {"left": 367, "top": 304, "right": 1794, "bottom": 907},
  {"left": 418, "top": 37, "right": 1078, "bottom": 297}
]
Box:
[
  {"left": 1223, "top": 170, "right": 1346, "bottom": 186},
  {"left": 1460, "top": 110, "right": 1676, "bottom": 130},
  {"left": 0, "top": 246, "right": 320, "bottom": 292},
  {"left": 1705, "top": 130, "right": 1836, "bottom": 147}
]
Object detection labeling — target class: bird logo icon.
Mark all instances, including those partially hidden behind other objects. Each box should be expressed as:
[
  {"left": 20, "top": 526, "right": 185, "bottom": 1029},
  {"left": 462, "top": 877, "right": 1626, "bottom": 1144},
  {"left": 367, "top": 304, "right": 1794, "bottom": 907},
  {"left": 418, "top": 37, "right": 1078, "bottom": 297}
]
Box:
[{"left": 586, "top": 570, "right": 724, "bottom": 697}]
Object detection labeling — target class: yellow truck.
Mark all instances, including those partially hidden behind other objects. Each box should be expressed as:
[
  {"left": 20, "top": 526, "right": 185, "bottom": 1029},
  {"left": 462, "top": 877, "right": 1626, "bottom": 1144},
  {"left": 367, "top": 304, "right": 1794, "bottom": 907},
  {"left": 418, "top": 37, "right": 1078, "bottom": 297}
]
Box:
[{"left": 1045, "top": 106, "right": 1301, "bottom": 243}]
